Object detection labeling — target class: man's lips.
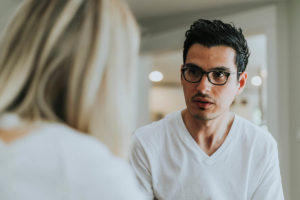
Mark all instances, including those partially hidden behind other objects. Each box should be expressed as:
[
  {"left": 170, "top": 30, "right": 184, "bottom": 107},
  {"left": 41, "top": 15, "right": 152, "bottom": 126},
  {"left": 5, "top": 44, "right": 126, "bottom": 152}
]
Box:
[
  {"left": 192, "top": 97, "right": 214, "bottom": 103},
  {"left": 192, "top": 97, "right": 214, "bottom": 109},
  {"left": 193, "top": 101, "right": 213, "bottom": 109}
]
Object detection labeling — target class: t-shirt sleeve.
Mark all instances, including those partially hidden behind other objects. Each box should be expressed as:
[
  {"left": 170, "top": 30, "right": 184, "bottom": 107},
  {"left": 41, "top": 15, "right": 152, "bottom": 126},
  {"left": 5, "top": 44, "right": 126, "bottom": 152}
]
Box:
[
  {"left": 129, "top": 134, "right": 155, "bottom": 200},
  {"left": 251, "top": 142, "right": 284, "bottom": 200}
]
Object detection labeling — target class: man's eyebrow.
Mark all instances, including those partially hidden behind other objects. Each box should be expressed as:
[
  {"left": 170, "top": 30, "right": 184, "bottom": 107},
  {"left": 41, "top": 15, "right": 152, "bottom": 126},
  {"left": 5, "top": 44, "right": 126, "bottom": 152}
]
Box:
[
  {"left": 184, "top": 63, "right": 205, "bottom": 70},
  {"left": 185, "top": 64, "right": 232, "bottom": 72},
  {"left": 185, "top": 63, "right": 201, "bottom": 68},
  {"left": 210, "top": 66, "right": 231, "bottom": 71}
]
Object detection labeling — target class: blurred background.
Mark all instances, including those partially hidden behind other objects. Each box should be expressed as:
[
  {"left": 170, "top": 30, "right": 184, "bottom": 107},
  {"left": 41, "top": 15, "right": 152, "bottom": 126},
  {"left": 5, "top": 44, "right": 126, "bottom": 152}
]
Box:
[{"left": 0, "top": 0, "right": 299, "bottom": 199}]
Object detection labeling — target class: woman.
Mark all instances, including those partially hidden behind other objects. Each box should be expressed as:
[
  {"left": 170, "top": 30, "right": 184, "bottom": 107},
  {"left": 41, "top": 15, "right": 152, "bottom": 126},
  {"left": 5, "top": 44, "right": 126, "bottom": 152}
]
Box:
[{"left": 0, "top": 0, "right": 144, "bottom": 199}]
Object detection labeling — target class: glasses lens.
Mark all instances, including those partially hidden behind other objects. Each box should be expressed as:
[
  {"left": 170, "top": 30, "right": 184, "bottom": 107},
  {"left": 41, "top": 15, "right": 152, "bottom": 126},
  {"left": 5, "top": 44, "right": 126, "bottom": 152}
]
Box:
[
  {"left": 208, "top": 71, "right": 228, "bottom": 85},
  {"left": 183, "top": 67, "right": 202, "bottom": 82}
]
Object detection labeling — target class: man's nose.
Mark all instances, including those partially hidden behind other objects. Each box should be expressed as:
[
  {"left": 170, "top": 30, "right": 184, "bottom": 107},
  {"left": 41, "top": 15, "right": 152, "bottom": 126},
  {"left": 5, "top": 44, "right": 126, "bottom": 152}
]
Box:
[{"left": 196, "top": 74, "right": 212, "bottom": 93}]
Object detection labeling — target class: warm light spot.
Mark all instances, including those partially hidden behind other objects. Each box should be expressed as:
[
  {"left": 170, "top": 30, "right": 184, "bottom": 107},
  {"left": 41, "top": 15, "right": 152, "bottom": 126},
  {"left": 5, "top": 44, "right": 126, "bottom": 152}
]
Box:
[
  {"left": 251, "top": 76, "right": 262, "bottom": 86},
  {"left": 149, "top": 71, "right": 164, "bottom": 82}
]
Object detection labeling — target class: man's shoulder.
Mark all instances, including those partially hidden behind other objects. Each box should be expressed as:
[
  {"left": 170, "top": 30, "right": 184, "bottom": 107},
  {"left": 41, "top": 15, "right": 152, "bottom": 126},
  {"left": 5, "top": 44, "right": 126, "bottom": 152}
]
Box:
[
  {"left": 132, "top": 111, "right": 181, "bottom": 148},
  {"left": 235, "top": 115, "right": 277, "bottom": 149}
]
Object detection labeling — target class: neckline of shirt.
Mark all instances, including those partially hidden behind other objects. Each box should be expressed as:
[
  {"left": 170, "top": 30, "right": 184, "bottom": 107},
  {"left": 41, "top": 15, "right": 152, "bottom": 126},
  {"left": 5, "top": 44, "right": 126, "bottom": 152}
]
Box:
[{"left": 175, "top": 110, "right": 241, "bottom": 165}]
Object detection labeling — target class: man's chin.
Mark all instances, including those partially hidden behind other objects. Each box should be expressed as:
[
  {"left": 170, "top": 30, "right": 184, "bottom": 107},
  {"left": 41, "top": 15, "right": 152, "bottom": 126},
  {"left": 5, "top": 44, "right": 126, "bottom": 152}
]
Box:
[
  {"left": 189, "top": 109, "right": 216, "bottom": 121},
  {"left": 185, "top": 107, "right": 218, "bottom": 121},
  {"left": 193, "top": 114, "right": 216, "bottom": 121}
]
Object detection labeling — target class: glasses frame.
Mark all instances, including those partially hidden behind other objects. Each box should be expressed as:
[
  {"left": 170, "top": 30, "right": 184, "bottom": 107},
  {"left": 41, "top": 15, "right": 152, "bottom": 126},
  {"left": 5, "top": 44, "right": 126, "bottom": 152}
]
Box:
[{"left": 181, "top": 65, "right": 241, "bottom": 86}]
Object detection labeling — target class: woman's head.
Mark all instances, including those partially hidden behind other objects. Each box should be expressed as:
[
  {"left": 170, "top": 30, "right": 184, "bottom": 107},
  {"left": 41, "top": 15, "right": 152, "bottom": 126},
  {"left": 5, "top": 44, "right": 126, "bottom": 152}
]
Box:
[{"left": 0, "top": 0, "right": 140, "bottom": 156}]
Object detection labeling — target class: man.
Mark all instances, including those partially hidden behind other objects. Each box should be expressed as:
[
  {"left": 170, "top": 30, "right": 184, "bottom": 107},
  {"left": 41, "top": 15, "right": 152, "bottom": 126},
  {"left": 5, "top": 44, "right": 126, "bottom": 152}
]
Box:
[{"left": 130, "top": 19, "right": 284, "bottom": 200}]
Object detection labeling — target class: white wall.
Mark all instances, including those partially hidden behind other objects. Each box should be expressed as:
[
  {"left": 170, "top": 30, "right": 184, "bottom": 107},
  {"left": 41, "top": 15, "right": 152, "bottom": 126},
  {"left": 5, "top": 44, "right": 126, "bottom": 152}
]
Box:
[
  {"left": 286, "top": 1, "right": 300, "bottom": 199},
  {"left": 136, "top": 55, "right": 152, "bottom": 127},
  {"left": 150, "top": 86, "right": 185, "bottom": 117}
]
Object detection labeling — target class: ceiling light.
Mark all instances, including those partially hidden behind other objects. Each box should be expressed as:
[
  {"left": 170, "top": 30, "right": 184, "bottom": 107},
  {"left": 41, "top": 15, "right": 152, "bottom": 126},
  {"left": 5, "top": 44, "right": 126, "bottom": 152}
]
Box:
[
  {"left": 149, "top": 71, "right": 164, "bottom": 82},
  {"left": 251, "top": 75, "right": 262, "bottom": 86}
]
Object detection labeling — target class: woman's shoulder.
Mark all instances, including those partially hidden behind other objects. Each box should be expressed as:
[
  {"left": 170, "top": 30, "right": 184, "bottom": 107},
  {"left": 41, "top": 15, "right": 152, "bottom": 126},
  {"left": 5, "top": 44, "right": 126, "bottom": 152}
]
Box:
[
  {"left": 36, "top": 122, "right": 125, "bottom": 170},
  {"left": 39, "top": 123, "right": 110, "bottom": 155},
  {"left": 37, "top": 123, "right": 145, "bottom": 199}
]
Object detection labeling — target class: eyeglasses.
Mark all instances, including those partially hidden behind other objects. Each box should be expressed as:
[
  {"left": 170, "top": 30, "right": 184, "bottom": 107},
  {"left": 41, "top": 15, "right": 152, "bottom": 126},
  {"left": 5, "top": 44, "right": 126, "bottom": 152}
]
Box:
[{"left": 181, "top": 64, "right": 239, "bottom": 85}]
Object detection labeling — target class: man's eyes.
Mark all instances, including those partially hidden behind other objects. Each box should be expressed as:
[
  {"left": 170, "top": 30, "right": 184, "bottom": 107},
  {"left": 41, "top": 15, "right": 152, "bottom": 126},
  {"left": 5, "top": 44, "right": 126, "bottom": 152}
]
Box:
[
  {"left": 187, "top": 68, "right": 227, "bottom": 75},
  {"left": 212, "top": 71, "right": 226, "bottom": 77},
  {"left": 187, "top": 67, "right": 201, "bottom": 74}
]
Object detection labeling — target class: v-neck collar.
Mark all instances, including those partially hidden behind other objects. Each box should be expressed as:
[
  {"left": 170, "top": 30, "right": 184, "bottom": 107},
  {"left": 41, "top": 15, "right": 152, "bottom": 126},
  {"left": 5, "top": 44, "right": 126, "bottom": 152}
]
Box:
[{"left": 176, "top": 111, "right": 240, "bottom": 165}]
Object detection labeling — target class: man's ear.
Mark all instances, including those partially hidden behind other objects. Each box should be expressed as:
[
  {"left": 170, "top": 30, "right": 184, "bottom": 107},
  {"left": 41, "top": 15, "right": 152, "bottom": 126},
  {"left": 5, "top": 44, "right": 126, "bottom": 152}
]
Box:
[
  {"left": 180, "top": 64, "right": 184, "bottom": 70},
  {"left": 180, "top": 64, "right": 184, "bottom": 81},
  {"left": 237, "top": 72, "right": 247, "bottom": 95}
]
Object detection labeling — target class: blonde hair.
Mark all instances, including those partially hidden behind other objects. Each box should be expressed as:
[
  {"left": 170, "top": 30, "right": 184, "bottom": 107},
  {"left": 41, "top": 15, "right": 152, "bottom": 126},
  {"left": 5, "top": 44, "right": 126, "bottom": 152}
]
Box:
[{"left": 0, "top": 0, "right": 140, "bottom": 157}]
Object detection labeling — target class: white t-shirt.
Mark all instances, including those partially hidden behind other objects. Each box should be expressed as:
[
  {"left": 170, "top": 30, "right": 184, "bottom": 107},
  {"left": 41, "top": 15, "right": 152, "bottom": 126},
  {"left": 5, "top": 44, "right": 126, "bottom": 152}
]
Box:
[
  {"left": 130, "top": 111, "right": 284, "bottom": 200},
  {"left": 0, "top": 123, "right": 145, "bottom": 200}
]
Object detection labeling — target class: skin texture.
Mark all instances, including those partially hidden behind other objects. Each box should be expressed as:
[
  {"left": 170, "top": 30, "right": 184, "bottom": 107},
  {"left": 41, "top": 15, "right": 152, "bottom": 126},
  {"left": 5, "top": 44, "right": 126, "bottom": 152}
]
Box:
[
  {"left": 181, "top": 43, "right": 247, "bottom": 156},
  {"left": 0, "top": 127, "right": 31, "bottom": 144}
]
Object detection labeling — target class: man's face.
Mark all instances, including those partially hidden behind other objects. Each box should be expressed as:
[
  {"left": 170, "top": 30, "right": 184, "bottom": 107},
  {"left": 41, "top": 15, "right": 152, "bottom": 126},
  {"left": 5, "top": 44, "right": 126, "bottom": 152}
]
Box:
[{"left": 181, "top": 43, "right": 247, "bottom": 121}]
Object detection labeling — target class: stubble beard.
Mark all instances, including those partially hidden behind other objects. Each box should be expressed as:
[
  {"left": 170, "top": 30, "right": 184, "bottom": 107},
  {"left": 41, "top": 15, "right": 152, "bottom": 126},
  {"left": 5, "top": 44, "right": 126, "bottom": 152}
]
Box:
[
  {"left": 188, "top": 104, "right": 233, "bottom": 122},
  {"left": 192, "top": 112, "right": 219, "bottom": 121},
  {"left": 187, "top": 107, "right": 219, "bottom": 121}
]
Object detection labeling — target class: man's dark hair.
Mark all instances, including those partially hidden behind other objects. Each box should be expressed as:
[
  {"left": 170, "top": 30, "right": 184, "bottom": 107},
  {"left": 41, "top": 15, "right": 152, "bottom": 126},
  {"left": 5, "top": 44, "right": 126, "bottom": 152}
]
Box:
[{"left": 183, "top": 19, "right": 250, "bottom": 74}]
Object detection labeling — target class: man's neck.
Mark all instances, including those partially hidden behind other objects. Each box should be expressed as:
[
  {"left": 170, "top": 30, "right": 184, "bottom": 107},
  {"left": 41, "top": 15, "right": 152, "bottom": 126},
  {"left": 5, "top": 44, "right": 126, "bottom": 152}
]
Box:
[{"left": 181, "top": 109, "right": 234, "bottom": 156}]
